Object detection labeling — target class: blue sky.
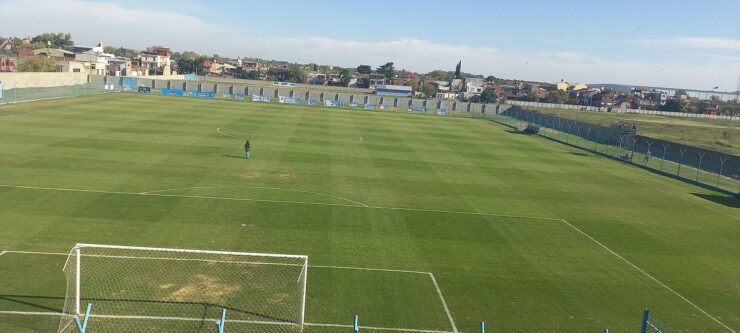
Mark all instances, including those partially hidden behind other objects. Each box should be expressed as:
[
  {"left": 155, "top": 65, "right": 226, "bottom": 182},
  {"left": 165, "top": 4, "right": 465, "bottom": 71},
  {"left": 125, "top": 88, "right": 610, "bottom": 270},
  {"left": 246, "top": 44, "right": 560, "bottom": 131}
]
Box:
[{"left": 2, "top": 0, "right": 739, "bottom": 89}]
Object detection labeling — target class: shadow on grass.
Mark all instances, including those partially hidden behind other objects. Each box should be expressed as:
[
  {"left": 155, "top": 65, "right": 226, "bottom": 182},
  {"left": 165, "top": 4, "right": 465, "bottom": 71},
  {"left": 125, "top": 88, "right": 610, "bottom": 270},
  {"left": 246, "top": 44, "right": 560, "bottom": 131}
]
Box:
[
  {"left": 221, "top": 154, "right": 246, "bottom": 159},
  {"left": 0, "top": 294, "right": 64, "bottom": 312},
  {"left": 0, "top": 294, "right": 294, "bottom": 324},
  {"left": 568, "top": 152, "right": 590, "bottom": 157},
  {"left": 691, "top": 193, "right": 740, "bottom": 208}
]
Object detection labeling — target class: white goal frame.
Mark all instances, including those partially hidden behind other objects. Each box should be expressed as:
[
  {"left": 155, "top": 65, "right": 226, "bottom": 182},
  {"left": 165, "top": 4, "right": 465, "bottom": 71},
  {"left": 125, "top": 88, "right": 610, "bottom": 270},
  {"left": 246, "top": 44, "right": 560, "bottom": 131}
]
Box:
[{"left": 61, "top": 243, "right": 308, "bottom": 331}]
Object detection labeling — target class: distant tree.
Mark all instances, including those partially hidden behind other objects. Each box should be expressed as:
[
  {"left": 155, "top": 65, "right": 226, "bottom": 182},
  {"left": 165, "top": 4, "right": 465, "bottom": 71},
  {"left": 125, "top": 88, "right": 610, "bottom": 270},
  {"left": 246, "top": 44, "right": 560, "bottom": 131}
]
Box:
[
  {"left": 145, "top": 45, "right": 164, "bottom": 52},
  {"left": 377, "top": 62, "right": 396, "bottom": 80},
  {"left": 356, "top": 65, "right": 372, "bottom": 74},
  {"left": 31, "top": 32, "right": 73, "bottom": 50},
  {"left": 245, "top": 70, "right": 261, "bottom": 80},
  {"left": 543, "top": 90, "right": 569, "bottom": 104},
  {"left": 485, "top": 75, "right": 497, "bottom": 83},
  {"left": 103, "top": 46, "right": 117, "bottom": 54},
  {"left": 286, "top": 64, "right": 306, "bottom": 83},
  {"left": 19, "top": 56, "right": 60, "bottom": 72},
  {"left": 340, "top": 68, "right": 353, "bottom": 86},
  {"left": 480, "top": 89, "right": 498, "bottom": 103},
  {"left": 674, "top": 89, "right": 688, "bottom": 97},
  {"left": 662, "top": 98, "right": 687, "bottom": 113},
  {"left": 426, "top": 70, "right": 454, "bottom": 81},
  {"left": 420, "top": 83, "right": 438, "bottom": 98}
]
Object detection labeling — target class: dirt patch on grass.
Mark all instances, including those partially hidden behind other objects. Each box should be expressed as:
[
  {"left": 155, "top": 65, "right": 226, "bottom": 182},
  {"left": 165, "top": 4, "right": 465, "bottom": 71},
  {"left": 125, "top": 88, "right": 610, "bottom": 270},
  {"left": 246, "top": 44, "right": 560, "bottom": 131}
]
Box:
[
  {"left": 241, "top": 170, "right": 262, "bottom": 178},
  {"left": 166, "top": 275, "right": 242, "bottom": 303}
]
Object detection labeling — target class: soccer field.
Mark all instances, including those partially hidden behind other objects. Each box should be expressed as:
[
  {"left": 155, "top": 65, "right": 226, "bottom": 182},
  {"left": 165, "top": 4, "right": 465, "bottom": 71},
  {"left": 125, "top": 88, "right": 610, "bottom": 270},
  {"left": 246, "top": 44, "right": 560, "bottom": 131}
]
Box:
[{"left": 0, "top": 94, "right": 738, "bottom": 332}]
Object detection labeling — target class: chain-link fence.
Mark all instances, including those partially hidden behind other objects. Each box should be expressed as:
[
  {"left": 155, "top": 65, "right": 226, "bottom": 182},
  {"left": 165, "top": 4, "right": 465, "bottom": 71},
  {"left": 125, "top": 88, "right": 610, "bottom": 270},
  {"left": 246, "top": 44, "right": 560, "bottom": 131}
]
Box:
[{"left": 487, "top": 108, "right": 740, "bottom": 194}]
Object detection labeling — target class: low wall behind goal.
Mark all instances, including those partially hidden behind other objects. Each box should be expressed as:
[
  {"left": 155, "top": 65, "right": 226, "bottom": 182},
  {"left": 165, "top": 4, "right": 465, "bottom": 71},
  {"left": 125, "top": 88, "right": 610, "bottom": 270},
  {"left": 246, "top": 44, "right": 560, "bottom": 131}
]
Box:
[{"left": 0, "top": 72, "right": 89, "bottom": 89}]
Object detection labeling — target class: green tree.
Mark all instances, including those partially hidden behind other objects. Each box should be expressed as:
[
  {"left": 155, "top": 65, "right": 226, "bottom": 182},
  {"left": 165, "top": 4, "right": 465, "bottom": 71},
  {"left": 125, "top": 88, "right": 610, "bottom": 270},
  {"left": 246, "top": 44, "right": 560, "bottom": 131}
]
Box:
[
  {"left": 485, "top": 75, "right": 497, "bottom": 83},
  {"left": 420, "top": 83, "right": 438, "bottom": 98},
  {"left": 285, "top": 64, "right": 306, "bottom": 83},
  {"left": 145, "top": 45, "right": 164, "bottom": 53},
  {"left": 245, "top": 71, "right": 261, "bottom": 80},
  {"left": 103, "top": 46, "right": 117, "bottom": 54},
  {"left": 543, "top": 90, "right": 569, "bottom": 104},
  {"left": 480, "top": 89, "right": 498, "bottom": 103},
  {"left": 425, "top": 70, "right": 454, "bottom": 81},
  {"left": 377, "top": 62, "right": 396, "bottom": 80},
  {"left": 661, "top": 99, "right": 687, "bottom": 113},
  {"left": 19, "top": 56, "right": 60, "bottom": 72},
  {"left": 340, "top": 68, "right": 353, "bottom": 86},
  {"left": 31, "top": 32, "right": 73, "bottom": 50},
  {"left": 356, "top": 65, "right": 372, "bottom": 74}
]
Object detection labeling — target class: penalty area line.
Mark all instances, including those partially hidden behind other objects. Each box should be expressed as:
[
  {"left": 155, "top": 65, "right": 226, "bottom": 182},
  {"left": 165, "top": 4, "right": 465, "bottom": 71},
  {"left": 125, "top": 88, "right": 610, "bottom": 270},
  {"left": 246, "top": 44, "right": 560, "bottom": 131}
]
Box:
[
  {"left": 0, "top": 183, "right": 560, "bottom": 221},
  {"left": 0, "top": 311, "right": 456, "bottom": 333},
  {"left": 559, "top": 218, "right": 736, "bottom": 333}
]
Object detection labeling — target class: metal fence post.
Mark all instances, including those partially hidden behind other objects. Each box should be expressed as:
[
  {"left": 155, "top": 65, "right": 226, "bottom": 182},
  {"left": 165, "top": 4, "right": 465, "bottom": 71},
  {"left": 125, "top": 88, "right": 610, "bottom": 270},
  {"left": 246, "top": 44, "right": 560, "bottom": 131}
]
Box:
[
  {"left": 677, "top": 149, "right": 687, "bottom": 177},
  {"left": 695, "top": 152, "right": 705, "bottom": 182},
  {"left": 717, "top": 157, "right": 728, "bottom": 188},
  {"left": 640, "top": 308, "right": 650, "bottom": 333},
  {"left": 660, "top": 144, "right": 669, "bottom": 171}
]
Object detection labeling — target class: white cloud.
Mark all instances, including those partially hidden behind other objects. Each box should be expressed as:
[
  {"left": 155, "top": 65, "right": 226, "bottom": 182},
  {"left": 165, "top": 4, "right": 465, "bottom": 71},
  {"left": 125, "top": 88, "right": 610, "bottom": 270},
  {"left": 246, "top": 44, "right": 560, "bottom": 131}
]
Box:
[
  {"left": 633, "top": 36, "right": 740, "bottom": 51},
  {"left": 1, "top": 0, "right": 737, "bottom": 90}
]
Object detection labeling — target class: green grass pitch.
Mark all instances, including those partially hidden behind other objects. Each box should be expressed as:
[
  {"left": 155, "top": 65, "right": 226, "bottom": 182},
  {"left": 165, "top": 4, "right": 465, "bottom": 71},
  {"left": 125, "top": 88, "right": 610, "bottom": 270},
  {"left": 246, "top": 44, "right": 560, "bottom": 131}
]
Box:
[{"left": 0, "top": 94, "right": 738, "bottom": 332}]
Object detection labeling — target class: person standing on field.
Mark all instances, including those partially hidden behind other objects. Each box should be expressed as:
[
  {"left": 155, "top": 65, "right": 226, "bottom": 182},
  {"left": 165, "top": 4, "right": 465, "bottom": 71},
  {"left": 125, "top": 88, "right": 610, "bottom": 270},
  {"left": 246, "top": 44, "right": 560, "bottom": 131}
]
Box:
[{"left": 244, "top": 139, "right": 251, "bottom": 159}]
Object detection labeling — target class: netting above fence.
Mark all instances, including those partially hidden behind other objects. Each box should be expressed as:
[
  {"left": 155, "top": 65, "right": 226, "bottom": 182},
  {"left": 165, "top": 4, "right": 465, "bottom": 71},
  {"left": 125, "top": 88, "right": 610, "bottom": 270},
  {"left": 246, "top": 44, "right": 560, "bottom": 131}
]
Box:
[{"left": 0, "top": 83, "right": 112, "bottom": 104}]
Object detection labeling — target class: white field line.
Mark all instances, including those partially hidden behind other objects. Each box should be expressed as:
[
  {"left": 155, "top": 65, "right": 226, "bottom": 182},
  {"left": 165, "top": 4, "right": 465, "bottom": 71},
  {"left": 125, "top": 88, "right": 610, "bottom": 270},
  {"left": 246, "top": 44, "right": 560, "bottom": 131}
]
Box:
[
  {"left": 659, "top": 190, "right": 739, "bottom": 221},
  {"left": 428, "top": 273, "right": 458, "bottom": 333},
  {"left": 0, "top": 183, "right": 558, "bottom": 220},
  {"left": 1, "top": 250, "right": 455, "bottom": 331},
  {"left": 306, "top": 322, "right": 456, "bottom": 333},
  {"left": 559, "top": 218, "right": 736, "bottom": 333},
  {"left": 139, "top": 185, "right": 369, "bottom": 207},
  {"left": 0, "top": 310, "right": 456, "bottom": 333},
  {"left": 0, "top": 250, "right": 432, "bottom": 275}
]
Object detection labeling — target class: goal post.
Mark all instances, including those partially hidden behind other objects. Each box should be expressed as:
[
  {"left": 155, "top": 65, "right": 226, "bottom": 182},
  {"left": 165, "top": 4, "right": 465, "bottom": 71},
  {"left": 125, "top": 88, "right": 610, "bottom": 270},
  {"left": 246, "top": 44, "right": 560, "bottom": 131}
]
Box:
[{"left": 58, "top": 243, "right": 308, "bottom": 333}]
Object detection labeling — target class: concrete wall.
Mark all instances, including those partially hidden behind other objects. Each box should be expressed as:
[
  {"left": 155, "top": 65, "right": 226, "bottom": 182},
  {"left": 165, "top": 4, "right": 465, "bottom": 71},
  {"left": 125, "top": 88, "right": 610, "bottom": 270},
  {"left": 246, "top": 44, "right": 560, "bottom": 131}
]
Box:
[
  {"left": 139, "top": 78, "right": 154, "bottom": 88},
  {"left": 277, "top": 88, "right": 292, "bottom": 97},
  {"left": 411, "top": 99, "right": 425, "bottom": 108},
  {"left": 469, "top": 103, "right": 484, "bottom": 113},
  {"left": 200, "top": 82, "right": 215, "bottom": 92},
  {"left": 183, "top": 81, "right": 198, "bottom": 92},
  {"left": 308, "top": 91, "right": 323, "bottom": 101},
  {"left": 293, "top": 89, "right": 309, "bottom": 100},
  {"left": 338, "top": 93, "right": 353, "bottom": 103},
  {"left": 0, "top": 73, "right": 90, "bottom": 89},
  {"left": 396, "top": 98, "right": 412, "bottom": 108}
]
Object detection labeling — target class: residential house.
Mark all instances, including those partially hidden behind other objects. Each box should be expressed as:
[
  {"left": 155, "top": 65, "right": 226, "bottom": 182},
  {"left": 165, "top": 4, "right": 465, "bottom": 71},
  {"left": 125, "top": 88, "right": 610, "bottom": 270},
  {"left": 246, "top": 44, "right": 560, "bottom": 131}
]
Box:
[
  {"left": 0, "top": 38, "right": 15, "bottom": 71},
  {"left": 436, "top": 92, "right": 459, "bottom": 100},
  {"left": 108, "top": 57, "right": 131, "bottom": 76},
  {"left": 556, "top": 80, "right": 588, "bottom": 92},
  {"left": 368, "top": 73, "right": 386, "bottom": 89},
  {"left": 33, "top": 47, "right": 75, "bottom": 60},
  {"left": 138, "top": 47, "right": 173, "bottom": 75},
  {"left": 73, "top": 42, "right": 115, "bottom": 75},
  {"left": 433, "top": 81, "right": 451, "bottom": 92},
  {"left": 590, "top": 90, "right": 617, "bottom": 107},
  {"left": 704, "top": 105, "right": 720, "bottom": 115},
  {"left": 464, "top": 78, "right": 485, "bottom": 94}
]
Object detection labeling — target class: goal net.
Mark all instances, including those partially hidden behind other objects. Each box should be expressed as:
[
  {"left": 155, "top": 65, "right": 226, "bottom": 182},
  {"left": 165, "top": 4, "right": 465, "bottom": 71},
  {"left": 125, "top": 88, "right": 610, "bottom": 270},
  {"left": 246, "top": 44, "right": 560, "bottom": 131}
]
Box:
[{"left": 58, "top": 244, "right": 308, "bottom": 333}]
